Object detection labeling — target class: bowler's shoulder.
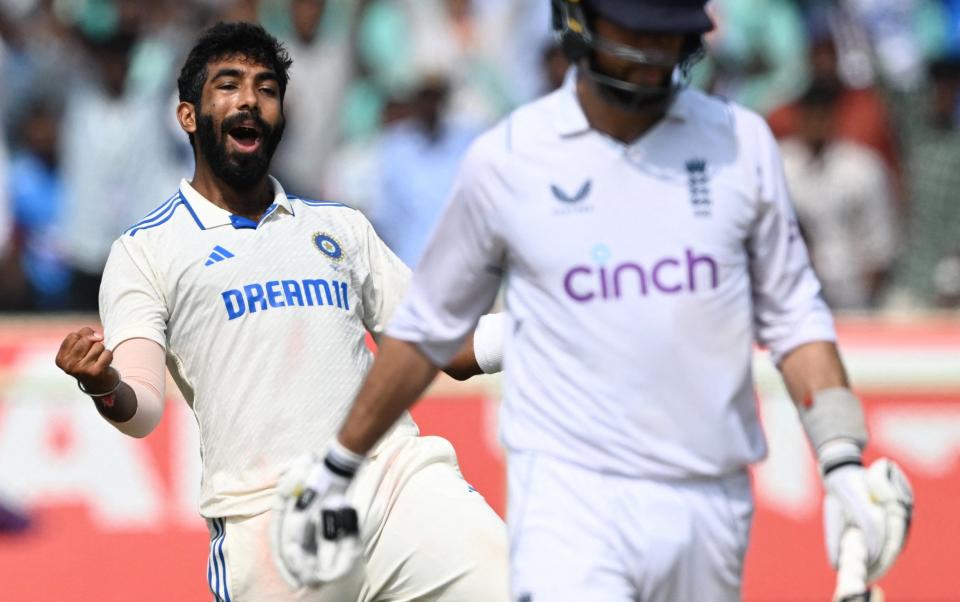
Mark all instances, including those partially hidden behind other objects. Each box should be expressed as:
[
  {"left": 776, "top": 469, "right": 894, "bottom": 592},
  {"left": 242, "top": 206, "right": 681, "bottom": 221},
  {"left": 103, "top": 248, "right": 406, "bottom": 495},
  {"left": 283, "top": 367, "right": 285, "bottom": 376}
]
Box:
[
  {"left": 285, "top": 194, "right": 354, "bottom": 215},
  {"left": 119, "top": 190, "right": 204, "bottom": 260},
  {"left": 285, "top": 194, "right": 372, "bottom": 241}
]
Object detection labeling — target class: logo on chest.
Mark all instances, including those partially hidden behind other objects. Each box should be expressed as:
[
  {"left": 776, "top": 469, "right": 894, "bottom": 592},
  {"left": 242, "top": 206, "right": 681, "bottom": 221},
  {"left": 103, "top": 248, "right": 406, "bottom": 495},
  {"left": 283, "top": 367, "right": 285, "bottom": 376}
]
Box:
[
  {"left": 220, "top": 277, "right": 351, "bottom": 320},
  {"left": 550, "top": 179, "right": 594, "bottom": 215},
  {"left": 685, "top": 158, "right": 711, "bottom": 217},
  {"left": 204, "top": 245, "right": 235, "bottom": 266},
  {"left": 313, "top": 232, "right": 344, "bottom": 262},
  {"left": 563, "top": 244, "right": 719, "bottom": 303}
]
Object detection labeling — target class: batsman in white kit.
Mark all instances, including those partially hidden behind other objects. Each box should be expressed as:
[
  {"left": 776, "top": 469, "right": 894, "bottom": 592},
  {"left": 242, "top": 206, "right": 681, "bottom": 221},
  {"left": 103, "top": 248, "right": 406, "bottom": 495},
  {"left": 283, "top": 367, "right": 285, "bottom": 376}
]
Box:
[
  {"left": 54, "top": 22, "right": 509, "bottom": 602},
  {"left": 274, "top": 1, "right": 915, "bottom": 601}
]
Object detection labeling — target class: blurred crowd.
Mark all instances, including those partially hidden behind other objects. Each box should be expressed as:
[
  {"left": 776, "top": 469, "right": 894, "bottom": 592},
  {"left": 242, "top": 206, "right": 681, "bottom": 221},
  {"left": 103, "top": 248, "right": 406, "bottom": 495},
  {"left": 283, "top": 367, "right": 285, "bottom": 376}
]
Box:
[{"left": 0, "top": 0, "right": 957, "bottom": 316}]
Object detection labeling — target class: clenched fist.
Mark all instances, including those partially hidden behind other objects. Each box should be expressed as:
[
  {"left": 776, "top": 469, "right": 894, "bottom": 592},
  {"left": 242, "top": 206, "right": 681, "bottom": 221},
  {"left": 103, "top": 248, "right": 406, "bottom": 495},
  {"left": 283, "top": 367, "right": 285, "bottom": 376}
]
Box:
[{"left": 55, "top": 327, "right": 119, "bottom": 395}]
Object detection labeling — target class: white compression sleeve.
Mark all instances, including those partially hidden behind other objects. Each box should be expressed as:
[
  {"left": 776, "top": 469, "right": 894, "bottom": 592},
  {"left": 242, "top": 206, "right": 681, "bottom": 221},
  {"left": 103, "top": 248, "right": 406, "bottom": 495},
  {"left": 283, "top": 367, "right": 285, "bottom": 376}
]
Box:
[
  {"left": 473, "top": 313, "right": 505, "bottom": 374},
  {"left": 107, "top": 338, "right": 166, "bottom": 438},
  {"left": 798, "top": 387, "right": 868, "bottom": 472}
]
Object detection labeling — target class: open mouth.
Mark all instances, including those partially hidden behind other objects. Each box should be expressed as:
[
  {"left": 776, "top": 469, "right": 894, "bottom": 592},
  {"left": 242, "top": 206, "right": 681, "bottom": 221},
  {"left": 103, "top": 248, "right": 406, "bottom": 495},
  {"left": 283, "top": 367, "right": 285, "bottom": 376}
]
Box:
[{"left": 227, "top": 124, "right": 262, "bottom": 152}]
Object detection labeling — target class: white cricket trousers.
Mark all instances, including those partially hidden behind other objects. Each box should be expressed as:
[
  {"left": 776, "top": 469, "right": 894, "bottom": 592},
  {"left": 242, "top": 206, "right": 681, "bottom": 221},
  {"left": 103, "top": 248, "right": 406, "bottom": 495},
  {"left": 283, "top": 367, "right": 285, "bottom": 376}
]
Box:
[
  {"left": 204, "top": 435, "right": 510, "bottom": 601},
  {"left": 507, "top": 451, "right": 753, "bottom": 602}
]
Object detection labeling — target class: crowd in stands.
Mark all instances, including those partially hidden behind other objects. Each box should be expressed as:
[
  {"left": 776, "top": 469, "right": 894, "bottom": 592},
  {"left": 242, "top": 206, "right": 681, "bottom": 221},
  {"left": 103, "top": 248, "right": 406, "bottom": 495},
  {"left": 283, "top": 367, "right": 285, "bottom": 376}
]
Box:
[{"left": 0, "top": 0, "right": 957, "bottom": 314}]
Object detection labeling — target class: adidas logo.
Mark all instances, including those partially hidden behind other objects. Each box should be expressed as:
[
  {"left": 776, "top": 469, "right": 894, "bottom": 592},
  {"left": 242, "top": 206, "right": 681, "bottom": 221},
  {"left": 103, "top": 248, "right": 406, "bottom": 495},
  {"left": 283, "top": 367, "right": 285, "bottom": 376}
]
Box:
[{"left": 204, "top": 245, "right": 235, "bottom": 266}]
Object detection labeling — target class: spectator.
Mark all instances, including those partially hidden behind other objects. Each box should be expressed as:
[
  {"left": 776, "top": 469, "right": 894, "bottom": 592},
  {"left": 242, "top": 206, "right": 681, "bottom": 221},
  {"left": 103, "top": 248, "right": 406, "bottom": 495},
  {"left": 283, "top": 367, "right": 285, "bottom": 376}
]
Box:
[
  {"left": 0, "top": 0, "right": 84, "bottom": 130},
  {"left": 767, "top": 32, "right": 899, "bottom": 177},
  {"left": 374, "top": 0, "right": 514, "bottom": 127},
  {"left": 273, "top": 0, "right": 366, "bottom": 199},
  {"left": 698, "top": 0, "right": 809, "bottom": 113},
  {"left": 779, "top": 81, "right": 898, "bottom": 309},
  {"left": 370, "top": 74, "right": 479, "bottom": 267},
  {"left": 891, "top": 57, "right": 960, "bottom": 306},
  {"left": 845, "top": 0, "right": 927, "bottom": 90},
  {"left": 216, "top": 0, "right": 261, "bottom": 24},
  {"left": 58, "top": 31, "right": 186, "bottom": 310},
  {"left": 9, "top": 99, "right": 71, "bottom": 310},
  {"left": 323, "top": 97, "right": 412, "bottom": 216},
  {"left": 487, "top": 0, "right": 553, "bottom": 104}
]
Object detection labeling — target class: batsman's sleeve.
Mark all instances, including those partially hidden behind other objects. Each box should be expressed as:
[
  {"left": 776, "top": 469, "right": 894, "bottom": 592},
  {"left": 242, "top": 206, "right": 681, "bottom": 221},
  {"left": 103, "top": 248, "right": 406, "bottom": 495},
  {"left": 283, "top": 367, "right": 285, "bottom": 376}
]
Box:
[
  {"left": 386, "top": 145, "right": 507, "bottom": 366},
  {"left": 358, "top": 210, "right": 413, "bottom": 338},
  {"left": 747, "top": 114, "right": 835, "bottom": 365},
  {"left": 99, "top": 238, "right": 169, "bottom": 352}
]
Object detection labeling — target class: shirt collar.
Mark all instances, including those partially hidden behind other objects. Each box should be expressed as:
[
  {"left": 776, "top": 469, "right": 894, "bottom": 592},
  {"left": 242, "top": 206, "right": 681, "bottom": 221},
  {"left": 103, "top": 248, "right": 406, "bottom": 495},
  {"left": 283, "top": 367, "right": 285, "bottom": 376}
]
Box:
[
  {"left": 178, "top": 175, "right": 294, "bottom": 229},
  {"left": 550, "top": 67, "right": 690, "bottom": 137}
]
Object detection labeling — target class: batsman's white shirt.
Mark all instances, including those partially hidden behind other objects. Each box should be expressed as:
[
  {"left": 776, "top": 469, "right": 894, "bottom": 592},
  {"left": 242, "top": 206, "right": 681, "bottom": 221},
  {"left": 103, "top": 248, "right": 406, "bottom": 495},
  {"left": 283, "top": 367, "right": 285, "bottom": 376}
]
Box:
[
  {"left": 100, "top": 177, "right": 418, "bottom": 518},
  {"left": 389, "top": 78, "right": 836, "bottom": 479}
]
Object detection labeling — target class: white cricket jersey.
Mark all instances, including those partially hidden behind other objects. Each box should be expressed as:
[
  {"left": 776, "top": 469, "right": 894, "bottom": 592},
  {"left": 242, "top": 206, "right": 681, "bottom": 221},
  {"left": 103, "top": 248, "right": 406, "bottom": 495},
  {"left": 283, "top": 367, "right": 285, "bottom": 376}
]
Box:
[
  {"left": 99, "top": 177, "right": 418, "bottom": 517},
  {"left": 388, "top": 76, "right": 836, "bottom": 479}
]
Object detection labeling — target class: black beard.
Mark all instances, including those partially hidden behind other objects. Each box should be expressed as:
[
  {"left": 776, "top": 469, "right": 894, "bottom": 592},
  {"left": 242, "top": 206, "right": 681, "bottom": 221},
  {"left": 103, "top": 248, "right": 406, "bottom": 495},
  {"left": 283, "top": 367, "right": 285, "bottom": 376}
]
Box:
[
  {"left": 584, "top": 58, "right": 675, "bottom": 115},
  {"left": 196, "top": 110, "right": 284, "bottom": 191}
]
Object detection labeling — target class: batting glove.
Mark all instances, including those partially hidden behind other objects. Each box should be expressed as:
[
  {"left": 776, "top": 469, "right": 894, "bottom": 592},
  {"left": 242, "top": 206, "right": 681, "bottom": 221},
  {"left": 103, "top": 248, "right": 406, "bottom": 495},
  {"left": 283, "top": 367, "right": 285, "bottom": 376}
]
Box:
[
  {"left": 271, "top": 443, "right": 364, "bottom": 589},
  {"left": 822, "top": 443, "right": 914, "bottom": 584}
]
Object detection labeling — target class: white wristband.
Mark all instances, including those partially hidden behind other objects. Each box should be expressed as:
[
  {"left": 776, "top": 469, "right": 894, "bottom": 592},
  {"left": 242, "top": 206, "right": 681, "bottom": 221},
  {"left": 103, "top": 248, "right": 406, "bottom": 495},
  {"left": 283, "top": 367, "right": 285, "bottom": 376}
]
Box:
[
  {"left": 799, "top": 387, "right": 869, "bottom": 454},
  {"left": 473, "top": 313, "right": 505, "bottom": 374},
  {"left": 322, "top": 439, "right": 365, "bottom": 482},
  {"left": 818, "top": 439, "right": 863, "bottom": 476}
]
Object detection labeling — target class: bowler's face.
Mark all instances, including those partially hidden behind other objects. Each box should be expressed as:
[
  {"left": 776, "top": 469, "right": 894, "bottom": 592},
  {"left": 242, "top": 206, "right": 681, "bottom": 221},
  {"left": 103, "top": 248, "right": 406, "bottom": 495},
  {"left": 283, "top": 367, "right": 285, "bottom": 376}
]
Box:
[
  {"left": 189, "top": 55, "right": 286, "bottom": 190},
  {"left": 199, "top": 56, "right": 283, "bottom": 160}
]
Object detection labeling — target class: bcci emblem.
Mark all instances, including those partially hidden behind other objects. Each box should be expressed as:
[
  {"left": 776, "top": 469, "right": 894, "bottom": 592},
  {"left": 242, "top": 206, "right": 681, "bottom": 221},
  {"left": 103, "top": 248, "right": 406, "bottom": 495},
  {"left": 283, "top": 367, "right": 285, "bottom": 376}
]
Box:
[
  {"left": 685, "top": 158, "right": 711, "bottom": 217},
  {"left": 313, "top": 232, "right": 344, "bottom": 262}
]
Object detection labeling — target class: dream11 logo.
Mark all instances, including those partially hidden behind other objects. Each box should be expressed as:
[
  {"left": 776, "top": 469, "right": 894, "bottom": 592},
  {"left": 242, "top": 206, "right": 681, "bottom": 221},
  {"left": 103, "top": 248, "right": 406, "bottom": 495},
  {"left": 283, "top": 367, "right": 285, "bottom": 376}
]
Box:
[{"left": 563, "top": 244, "right": 719, "bottom": 302}]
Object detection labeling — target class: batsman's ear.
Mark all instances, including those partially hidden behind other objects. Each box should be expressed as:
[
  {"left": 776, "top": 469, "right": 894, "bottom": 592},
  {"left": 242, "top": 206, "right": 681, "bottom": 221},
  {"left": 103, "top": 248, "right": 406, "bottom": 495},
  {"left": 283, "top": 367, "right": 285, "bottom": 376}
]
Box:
[{"left": 177, "top": 101, "right": 197, "bottom": 135}]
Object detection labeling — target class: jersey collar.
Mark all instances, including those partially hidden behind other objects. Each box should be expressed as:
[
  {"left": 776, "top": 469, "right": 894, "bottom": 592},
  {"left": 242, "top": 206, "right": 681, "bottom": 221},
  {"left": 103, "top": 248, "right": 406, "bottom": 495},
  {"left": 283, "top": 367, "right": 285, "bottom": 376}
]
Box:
[
  {"left": 551, "top": 67, "right": 690, "bottom": 137},
  {"left": 178, "top": 175, "right": 295, "bottom": 229}
]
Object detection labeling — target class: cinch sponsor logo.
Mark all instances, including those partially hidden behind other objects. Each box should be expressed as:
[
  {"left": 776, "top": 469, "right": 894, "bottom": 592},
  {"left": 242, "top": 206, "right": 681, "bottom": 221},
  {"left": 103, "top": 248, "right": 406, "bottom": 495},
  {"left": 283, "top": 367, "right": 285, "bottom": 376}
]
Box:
[
  {"left": 221, "top": 278, "right": 350, "bottom": 320},
  {"left": 563, "top": 247, "right": 718, "bottom": 303}
]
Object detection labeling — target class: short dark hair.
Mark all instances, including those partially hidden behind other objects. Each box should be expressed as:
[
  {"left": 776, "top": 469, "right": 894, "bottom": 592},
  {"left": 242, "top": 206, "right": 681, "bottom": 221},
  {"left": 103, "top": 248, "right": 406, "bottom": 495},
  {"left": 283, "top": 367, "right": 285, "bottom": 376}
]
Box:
[
  {"left": 177, "top": 21, "right": 292, "bottom": 107},
  {"left": 797, "top": 77, "right": 840, "bottom": 111},
  {"left": 929, "top": 57, "right": 960, "bottom": 84}
]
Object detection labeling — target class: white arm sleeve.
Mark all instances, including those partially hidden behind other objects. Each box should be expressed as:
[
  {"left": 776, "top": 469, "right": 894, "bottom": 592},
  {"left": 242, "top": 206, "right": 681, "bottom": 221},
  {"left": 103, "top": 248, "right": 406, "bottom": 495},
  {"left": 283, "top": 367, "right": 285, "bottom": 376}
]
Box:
[
  {"left": 387, "top": 143, "right": 507, "bottom": 366},
  {"left": 107, "top": 338, "right": 166, "bottom": 438},
  {"left": 747, "top": 115, "right": 836, "bottom": 364},
  {"left": 98, "top": 237, "right": 169, "bottom": 437},
  {"left": 358, "top": 211, "right": 413, "bottom": 339},
  {"left": 473, "top": 312, "right": 506, "bottom": 374}
]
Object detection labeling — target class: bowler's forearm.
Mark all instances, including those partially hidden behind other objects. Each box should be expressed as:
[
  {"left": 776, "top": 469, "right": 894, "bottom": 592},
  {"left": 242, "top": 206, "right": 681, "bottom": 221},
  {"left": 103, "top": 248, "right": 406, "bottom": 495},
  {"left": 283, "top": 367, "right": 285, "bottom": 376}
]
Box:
[
  {"left": 93, "top": 380, "right": 139, "bottom": 423},
  {"left": 338, "top": 336, "right": 439, "bottom": 454},
  {"left": 105, "top": 338, "right": 167, "bottom": 438}
]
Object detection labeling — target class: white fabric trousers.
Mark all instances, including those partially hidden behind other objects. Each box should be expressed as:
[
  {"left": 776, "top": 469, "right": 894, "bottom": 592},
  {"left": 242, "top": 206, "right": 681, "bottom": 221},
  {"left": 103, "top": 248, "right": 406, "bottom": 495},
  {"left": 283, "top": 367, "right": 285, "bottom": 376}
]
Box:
[
  {"left": 507, "top": 451, "right": 753, "bottom": 602},
  {"left": 205, "top": 435, "right": 509, "bottom": 601}
]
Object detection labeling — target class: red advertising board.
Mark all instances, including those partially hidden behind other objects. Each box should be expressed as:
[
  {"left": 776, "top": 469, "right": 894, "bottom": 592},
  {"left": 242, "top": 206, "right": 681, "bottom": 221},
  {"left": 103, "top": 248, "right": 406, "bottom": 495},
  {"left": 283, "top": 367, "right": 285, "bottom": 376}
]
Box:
[{"left": 0, "top": 318, "right": 958, "bottom": 601}]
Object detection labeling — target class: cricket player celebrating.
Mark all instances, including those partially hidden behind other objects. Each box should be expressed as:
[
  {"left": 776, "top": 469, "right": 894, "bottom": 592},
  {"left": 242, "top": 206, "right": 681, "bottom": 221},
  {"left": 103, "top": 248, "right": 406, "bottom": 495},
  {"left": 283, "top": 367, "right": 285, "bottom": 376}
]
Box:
[
  {"left": 54, "top": 22, "right": 509, "bottom": 602},
  {"left": 275, "top": 2, "right": 914, "bottom": 601}
]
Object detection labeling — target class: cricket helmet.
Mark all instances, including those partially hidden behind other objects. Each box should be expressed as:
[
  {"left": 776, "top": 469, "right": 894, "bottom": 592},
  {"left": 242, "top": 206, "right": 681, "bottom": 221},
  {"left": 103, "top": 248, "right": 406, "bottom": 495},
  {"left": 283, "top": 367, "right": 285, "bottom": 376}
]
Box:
[{"left": 551, "top": 0, "right": 713, "bottom": 110}]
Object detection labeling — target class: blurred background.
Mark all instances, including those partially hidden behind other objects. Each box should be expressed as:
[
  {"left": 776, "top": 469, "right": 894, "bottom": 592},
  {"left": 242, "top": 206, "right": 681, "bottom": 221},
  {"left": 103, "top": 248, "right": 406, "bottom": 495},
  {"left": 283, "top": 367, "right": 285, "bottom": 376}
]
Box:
[{"left": 0, "top": 0, "right": 958, "bottom": 600}]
